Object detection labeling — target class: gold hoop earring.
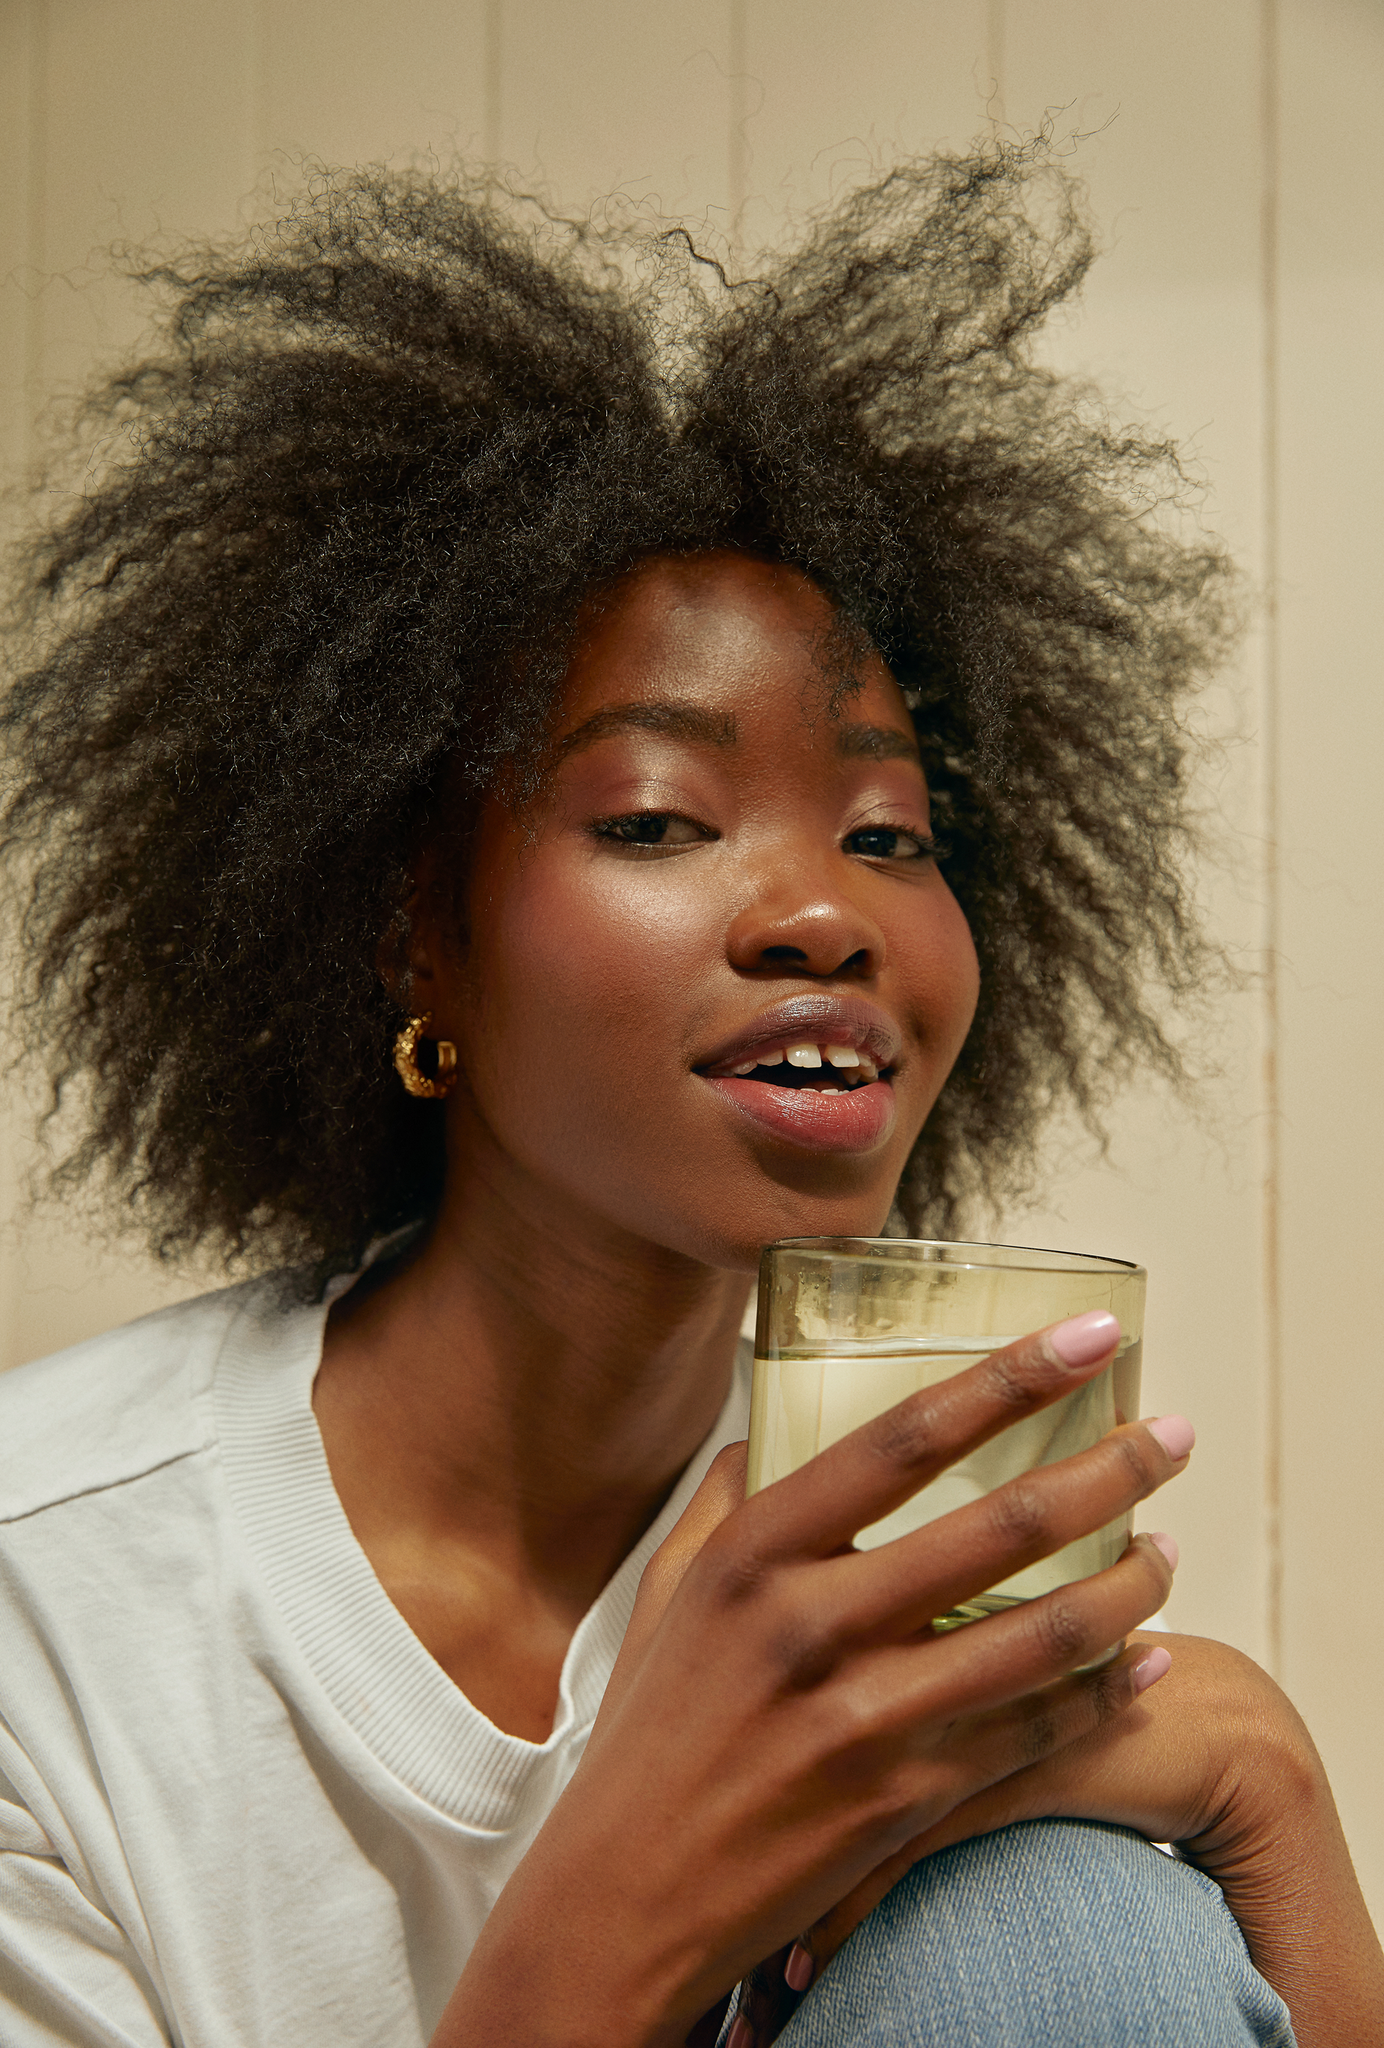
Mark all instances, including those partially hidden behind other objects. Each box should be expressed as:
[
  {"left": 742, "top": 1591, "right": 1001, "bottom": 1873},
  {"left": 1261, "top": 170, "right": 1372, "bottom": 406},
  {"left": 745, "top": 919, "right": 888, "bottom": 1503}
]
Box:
[{"left": 393, "top": 1013, "right": 458, "bottom": 1099}]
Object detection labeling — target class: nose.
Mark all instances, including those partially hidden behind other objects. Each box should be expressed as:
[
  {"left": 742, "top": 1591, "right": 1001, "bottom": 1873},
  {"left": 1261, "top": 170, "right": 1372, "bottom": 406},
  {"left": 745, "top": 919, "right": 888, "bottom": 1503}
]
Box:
[{"left": 725, "top": 878, "right": 887, "bottom": 981}]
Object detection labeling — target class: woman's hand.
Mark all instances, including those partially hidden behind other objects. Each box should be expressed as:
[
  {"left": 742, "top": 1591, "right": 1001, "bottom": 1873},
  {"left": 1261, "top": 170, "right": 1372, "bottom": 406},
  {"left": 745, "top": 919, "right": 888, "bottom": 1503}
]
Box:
[
  {"left": 732, "top": 1636, "right": 1384, "bottom": 2048},
  {"left": 432, "top": 1311, "right": 1187, "bottom": 2048}
]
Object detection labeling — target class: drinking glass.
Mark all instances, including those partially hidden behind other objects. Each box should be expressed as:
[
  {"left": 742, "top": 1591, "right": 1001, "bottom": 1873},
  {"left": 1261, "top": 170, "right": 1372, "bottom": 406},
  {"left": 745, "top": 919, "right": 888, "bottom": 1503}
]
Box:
[{"left": 747, "top": 1238, "right": 1146, "bottom": 1630}]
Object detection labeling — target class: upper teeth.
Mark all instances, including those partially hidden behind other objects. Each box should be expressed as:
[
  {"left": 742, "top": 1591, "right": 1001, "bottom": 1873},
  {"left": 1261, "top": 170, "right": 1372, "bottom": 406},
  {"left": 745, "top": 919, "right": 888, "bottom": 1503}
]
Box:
[{"left": 723, "top": 1041, "right": 879, "bottom": 1077}]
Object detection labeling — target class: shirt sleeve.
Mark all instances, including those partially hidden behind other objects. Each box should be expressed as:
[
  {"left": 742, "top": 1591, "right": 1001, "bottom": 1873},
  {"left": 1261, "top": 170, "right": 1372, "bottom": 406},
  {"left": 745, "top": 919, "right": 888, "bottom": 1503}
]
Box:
[{"left": 0, "top": 1796, "right": 171, "bottom": 2048}]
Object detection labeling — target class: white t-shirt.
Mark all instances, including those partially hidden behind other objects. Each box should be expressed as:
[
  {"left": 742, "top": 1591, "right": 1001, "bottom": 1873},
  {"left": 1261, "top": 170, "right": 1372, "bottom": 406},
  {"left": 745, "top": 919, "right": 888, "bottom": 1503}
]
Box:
[{"left": 0, "top": 1274, "right": 752, "bottom": 2046}]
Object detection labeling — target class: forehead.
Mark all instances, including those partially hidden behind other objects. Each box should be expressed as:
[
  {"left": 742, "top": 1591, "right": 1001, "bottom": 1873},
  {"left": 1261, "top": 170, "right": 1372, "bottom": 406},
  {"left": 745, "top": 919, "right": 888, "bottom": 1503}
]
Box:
[{"left": 552, "top": 551, "right": 903, "bottom": 734}]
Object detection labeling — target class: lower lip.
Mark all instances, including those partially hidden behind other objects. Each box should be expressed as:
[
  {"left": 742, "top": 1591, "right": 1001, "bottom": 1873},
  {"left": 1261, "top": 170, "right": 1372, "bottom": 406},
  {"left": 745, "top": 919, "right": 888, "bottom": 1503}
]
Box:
[{"left": 700, "top": 1075, "right": 897, "bottom": 1154}]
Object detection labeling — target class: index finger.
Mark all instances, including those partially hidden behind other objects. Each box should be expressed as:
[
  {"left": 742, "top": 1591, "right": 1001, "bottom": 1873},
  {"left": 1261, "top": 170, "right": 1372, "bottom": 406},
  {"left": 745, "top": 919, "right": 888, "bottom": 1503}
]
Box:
[{"left": 741, "top": 1310, "right": 1121, "bottom": 1559}]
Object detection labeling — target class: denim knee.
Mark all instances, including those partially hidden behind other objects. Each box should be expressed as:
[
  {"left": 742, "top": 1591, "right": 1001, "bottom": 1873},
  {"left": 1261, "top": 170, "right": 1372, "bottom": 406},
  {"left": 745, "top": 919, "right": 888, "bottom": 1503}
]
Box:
[{"left": 775, "top": 1819, "right": 1296, "bottom": 2047}]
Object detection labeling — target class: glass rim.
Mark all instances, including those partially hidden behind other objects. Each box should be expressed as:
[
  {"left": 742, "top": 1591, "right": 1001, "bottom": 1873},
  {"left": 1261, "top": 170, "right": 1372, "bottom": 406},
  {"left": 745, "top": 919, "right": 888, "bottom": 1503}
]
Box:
[{"left": 765, "top": 1235, "right": 1144, "bottom": 1279}]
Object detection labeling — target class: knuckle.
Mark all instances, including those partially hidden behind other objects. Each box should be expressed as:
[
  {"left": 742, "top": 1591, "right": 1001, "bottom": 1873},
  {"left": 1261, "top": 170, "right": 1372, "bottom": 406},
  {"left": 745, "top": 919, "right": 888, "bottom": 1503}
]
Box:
[
  {"left": 866, "top": 1394, "right": 942, "bottom": 1473},
  {"left": 809, "top": 1690, "right": 891, "bottom": 1795},
  {"left": 870, "top": 1761, "right": 935, "bottom": 1835},
  {"left": 1015, "top": 1699, "right": 1060, "bottom": 1766},
  {"left": 824, "top": 1681, "right": 886, "bottom": 1753},
  {"left": 1108, "top": 1430, "right": 1158, "bottom": 1493},
  {"left": 695, "top": 1531, "right": 773, "bottom": 1610},
  {"left": 696, "top": 1551, "right": 838, "bottom": 1690},
  {"left": 1081, "top": 1660, "right": 1128, "bottom": 1727},
  {"left": 987, "top": 1477, "right": 1050, "bottom": 1551},
  {"left": 982, "top": 1346, "right": 1043, "bottom": 1416},
  {"left": 1030, "top": 1595, "right": 1092, "bottom": 1669},
  {"left": 769, "top": 1610, "right": 839, "bottom": 1694},
  {"left": 1141, "top": 1540, "right": 1174, "bottom": 1596}
]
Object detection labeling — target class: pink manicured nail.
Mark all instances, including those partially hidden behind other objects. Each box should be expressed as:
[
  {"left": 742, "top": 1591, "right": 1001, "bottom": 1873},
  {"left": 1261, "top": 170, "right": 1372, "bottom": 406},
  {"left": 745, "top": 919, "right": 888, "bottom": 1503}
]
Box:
[
  {"left": 1133, "top": 1646, "right": 1172, "bottom": 1693},
  {"left": 784, "top": 1942, "right": 815, "bottom": 1992},
  {"left": 1048, "top": 1310, "right": 1120, "bottom": 1368},
  {"left": 1146, "top": 1531, "right": 1179, "bottom": 1569},
  {"left": 1148, "top": 1414, "right": 1195, "bottom": 1461},
  {"left": 727, "top": 2016, "right": 754, "bottom": 2048}
]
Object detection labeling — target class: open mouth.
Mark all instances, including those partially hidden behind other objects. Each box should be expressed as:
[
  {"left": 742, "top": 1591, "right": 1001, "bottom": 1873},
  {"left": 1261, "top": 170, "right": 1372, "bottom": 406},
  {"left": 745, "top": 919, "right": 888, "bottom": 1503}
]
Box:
[
  {"left": 696, "top": 1021, "right": 900, "bottom": 1155},
  {"left": 694, "top": 1000, "right": 902, "bottom": 1154},
  {"left": 700, "top": 1039, "right": 888, "bottom": 1094}
]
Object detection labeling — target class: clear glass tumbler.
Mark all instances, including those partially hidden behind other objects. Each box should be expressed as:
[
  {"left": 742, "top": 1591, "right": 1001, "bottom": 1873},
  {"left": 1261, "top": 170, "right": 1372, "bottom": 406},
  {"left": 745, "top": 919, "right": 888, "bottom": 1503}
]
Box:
[{"left": 747, "top": 1237, "right": 1146, "bottom": 1630}]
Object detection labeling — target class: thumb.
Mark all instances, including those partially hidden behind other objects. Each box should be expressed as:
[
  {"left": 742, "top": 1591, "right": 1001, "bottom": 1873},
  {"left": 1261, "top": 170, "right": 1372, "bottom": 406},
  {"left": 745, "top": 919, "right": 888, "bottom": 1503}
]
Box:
[{"left": 601, "top": 1441, "right": 747, "bottom": 1716}]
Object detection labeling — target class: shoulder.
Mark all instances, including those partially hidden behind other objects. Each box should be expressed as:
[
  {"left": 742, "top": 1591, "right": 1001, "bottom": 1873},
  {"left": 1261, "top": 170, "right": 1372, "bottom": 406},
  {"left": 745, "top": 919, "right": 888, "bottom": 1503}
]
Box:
[{"left": 0, "top": 1275, "right": 297, "bottom": 1523}]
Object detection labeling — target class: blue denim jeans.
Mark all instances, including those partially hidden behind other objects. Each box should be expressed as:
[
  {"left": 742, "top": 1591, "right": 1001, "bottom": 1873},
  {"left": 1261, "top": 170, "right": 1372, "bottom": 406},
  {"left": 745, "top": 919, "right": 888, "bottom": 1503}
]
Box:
[{"left": 724, "top": 1821, "right": 1296, "bottom": 2046}]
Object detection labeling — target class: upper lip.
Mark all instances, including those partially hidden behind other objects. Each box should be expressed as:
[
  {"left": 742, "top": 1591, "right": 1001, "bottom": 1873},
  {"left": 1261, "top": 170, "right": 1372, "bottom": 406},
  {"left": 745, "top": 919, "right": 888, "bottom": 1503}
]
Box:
[{"left": 694, "top": 994, "right": 903, "bottom": 1075}]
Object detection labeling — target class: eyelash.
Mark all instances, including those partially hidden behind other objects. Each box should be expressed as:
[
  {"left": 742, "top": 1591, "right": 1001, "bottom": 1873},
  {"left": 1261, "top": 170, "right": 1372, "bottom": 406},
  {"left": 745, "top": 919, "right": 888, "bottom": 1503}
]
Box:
[
  {"left": 591, "top": 812, "right": 711, "bottom": 853},
  {"left": 591, "top": 813, "right": 946, "bottom": 862},
  {"left": 842, "top": 824, "right": 947, "bottom": 863}
]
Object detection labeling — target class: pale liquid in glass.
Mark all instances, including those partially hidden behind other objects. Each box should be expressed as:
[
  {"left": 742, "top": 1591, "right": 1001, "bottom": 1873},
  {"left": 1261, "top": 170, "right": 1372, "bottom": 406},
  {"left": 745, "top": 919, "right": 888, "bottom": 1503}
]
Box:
[{"left": 747, "top": 1336, "right": 1142, "bottom": 1629}]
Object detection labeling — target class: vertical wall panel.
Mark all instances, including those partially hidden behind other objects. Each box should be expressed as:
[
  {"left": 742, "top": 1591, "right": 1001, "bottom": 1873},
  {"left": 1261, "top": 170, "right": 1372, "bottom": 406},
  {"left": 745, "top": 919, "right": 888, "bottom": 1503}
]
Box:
[
  {"left": 32, "top": 0, "right": 255, "bottom": 393},
  {"left": 740, "top": 0, "right": 990, "bottom": 251},
  {"left": 1275, "top": 0, "right": 1384, "bottom": 1928},
  {"left": 496, "top": 0, "right": 733, "bottom": 222},
  {"left": 259, "top": 1, "right": 486, "bottom": 170},
  {"left": 986, "top": 0, "right": 1273, "bottom": 1670},
  {"left": 2, "top": 0, "right": 258, "bottom": 1368},
  {"left": 0, "top": 0, "right": 41, "bottom": 1376},
  {"left": 0, "top": 3, "right": 37, "bottom": 471}
]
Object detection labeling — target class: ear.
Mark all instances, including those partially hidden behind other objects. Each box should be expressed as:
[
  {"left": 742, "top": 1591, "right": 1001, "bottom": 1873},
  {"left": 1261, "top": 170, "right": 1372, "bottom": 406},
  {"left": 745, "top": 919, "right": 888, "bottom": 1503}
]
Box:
[{"left": 376, "top": 845, "right": 449, "bottom": 1012}]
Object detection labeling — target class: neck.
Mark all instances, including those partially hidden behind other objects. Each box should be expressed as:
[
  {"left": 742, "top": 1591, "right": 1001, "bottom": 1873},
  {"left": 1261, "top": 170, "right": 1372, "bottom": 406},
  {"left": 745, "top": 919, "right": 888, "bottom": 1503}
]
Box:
[{"left": 316, "top": 1119, "right": 752, "bottom": 1613}]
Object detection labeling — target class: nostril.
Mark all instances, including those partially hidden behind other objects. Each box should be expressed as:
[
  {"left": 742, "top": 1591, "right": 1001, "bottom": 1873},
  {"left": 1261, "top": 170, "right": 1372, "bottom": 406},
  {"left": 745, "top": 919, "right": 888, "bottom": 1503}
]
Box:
[{"left": 755, "top": 945, "right": 873, "bottom": 977}]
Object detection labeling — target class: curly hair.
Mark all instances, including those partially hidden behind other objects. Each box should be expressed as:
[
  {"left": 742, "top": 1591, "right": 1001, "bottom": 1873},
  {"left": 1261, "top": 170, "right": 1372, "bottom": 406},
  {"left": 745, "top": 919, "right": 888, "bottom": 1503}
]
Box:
[{"left": 0, "top": 141, "right": 1234, "bottom": 1284}]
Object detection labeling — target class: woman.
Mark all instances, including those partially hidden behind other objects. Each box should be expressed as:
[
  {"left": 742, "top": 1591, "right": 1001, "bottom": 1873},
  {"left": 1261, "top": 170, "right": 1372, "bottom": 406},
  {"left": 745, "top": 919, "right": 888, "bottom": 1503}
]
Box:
[{"left": 1, "top": 145, "right": 1380, "bottom": 2046}]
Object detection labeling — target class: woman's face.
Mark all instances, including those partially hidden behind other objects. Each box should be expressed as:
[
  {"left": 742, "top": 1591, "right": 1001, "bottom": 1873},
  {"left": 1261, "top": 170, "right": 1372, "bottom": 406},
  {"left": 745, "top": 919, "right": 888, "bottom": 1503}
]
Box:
[{"left": 422, "top": 552, "right": 979, "bottom": 1270}]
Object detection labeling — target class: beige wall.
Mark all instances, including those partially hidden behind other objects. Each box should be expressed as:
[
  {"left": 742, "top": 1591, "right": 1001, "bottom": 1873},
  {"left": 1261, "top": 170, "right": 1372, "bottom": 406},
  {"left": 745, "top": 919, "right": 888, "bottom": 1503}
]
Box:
[{"left": 3, "top": 0, "right": 1381, "bottom": 1923}]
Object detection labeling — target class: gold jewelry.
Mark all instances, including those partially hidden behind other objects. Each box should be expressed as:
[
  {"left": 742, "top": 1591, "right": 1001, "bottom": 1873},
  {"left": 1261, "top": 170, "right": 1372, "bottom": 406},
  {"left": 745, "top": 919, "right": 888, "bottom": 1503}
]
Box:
[{"left": 393, "top": 1013, "right": 458, "bottom": 1099}]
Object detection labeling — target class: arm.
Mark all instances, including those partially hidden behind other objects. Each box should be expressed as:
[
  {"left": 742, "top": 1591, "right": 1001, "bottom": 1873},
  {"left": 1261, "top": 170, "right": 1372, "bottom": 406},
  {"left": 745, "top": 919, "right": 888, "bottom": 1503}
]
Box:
[
  {"left": 0, "top": 1826, "right": 171, "bottom": 2048},
  {"left": 426, "top": 1317, "right": 1188, "bottom": 2048},
  {"left": 1157, "top": 1640, "right": 1383, "bottom": 2048},
  {"left": 743, "top": 1636, "right": 1384, "bottom": 2048}
]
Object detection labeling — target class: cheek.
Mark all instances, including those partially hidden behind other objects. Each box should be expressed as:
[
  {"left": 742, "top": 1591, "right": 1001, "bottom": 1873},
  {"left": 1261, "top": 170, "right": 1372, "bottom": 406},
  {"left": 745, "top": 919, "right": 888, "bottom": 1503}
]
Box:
[
  {"left": 457, "top": 854, "right": 711, "bottom": 1159},
  {"left": 902, "top": 876, "right": 981, "bottom": 1071},
  {"left": 937, "top": 885, "right": 981, "bottom": 1037}
]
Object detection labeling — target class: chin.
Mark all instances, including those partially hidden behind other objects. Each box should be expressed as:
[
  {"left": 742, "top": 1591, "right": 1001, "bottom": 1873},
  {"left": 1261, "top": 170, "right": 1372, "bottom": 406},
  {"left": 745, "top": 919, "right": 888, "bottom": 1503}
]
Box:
[{"left": 655, "top": 1186, "right": 903, "bottom": 1274}]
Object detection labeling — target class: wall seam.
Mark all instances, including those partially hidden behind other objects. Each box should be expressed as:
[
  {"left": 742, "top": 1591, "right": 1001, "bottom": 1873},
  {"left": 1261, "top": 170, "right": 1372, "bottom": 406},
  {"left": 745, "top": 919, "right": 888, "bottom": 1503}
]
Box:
[
  {"left": 727, "top": 0, "right": 747, "bottom": 260},
  {"left": 9, "top": 0, "right": 48, "bottom": 1370},
  {"left": 246, "top": 0, "right": 266, "bottom": 186},
  {"left": 23, "top": 0, "right": 46, "bottom": 452},
  {"left": 484, "top": 0, "right": 502, "bottom": 171},
  {"left": 1260, "top": 0, "right": 1283, "bottom": 1684},
  {"left": 986, "top": 0, "right": 1007, "bottom": 129}
]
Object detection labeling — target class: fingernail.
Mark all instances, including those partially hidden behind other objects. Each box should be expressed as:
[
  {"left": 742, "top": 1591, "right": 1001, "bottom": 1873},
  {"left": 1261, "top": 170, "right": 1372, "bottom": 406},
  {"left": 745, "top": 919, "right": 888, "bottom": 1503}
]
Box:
[
  {"left": 1048, "top": 1310, "right": 1120, "bottom": 1368},
  {"left": 727, "top": 2016, "right": 754, "bottom": 2048},
  {"left": 1133, "top": 1645, "right": 1172, "bottom": 1693},
  {"left": 784, "top": 1942, "right": 815, "bottom": 1992},
  {"left": 1146, "top": 1530, "right": 1179, "bottom": 1569},
  {"left": 1148, "top": 1414, "right": 1195, "bottom": 1461}
]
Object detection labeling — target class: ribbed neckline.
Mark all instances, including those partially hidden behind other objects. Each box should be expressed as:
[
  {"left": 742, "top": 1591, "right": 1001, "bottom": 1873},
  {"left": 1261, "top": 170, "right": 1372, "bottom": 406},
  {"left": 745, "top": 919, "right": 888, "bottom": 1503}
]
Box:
[{"left": 214, "top": 1278, "right": 751, "bottom": 1832}]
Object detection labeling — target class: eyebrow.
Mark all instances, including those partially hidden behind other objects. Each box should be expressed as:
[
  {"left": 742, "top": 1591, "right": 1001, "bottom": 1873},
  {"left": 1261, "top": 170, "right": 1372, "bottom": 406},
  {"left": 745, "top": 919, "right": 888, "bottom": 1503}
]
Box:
[
  {"left": 553, "top": 702, "right": 919, "bottom": 765},
  {"left": 834, "top": 721, "right": 921, "bottom": 763},
  {"left": 554, "top": 701, "right": 739, "bottom": 759}
]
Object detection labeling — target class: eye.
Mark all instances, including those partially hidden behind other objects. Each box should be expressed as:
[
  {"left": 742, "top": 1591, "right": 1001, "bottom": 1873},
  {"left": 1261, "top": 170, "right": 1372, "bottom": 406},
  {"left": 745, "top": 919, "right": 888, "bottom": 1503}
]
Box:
[
  {"left": 844, "top": 825, "right": 941, "bottom": 862},
  {"left": 593, "top": 811, "right": 710, "bottom": 852}
]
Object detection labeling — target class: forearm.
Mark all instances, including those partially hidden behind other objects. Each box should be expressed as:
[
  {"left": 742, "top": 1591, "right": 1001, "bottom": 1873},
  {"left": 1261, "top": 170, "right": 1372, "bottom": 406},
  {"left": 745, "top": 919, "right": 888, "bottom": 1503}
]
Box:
[
  {"left": 427, "top": 1833, "right": 726, "bottom": 2048},
  {"left": 430, "top": 1916, "right": 686, "bottom": 2048},
  {"left": 1182, "top": 1753, "right": 1384, "bottom": 2048}
]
